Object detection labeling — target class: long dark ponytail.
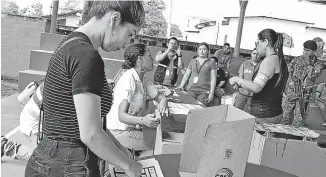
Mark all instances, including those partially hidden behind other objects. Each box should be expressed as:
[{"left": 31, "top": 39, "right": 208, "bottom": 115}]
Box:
[{"left": 258, "top": 29, "right": 289, "bottom": 94}]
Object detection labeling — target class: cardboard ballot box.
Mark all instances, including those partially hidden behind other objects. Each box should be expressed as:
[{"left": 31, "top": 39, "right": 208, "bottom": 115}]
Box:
[
  {"left": 178, "top": 105, "right": 325, "bottom": 177},
  {"left": 248, "top": 124, "right": 325, "bottom": 177}
]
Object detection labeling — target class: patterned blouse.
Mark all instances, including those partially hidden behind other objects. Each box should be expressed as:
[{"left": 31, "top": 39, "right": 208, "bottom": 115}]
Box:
[{"left": 106, "top": 68, "right": 158, "bottom": 130}]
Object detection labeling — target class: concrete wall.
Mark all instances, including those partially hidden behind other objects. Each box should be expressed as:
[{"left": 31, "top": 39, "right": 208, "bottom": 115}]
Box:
[
  {"left": 189, "top": 17, "right": 326, "bottom": 57},
  {"left": 1, "top": 14, "right": 46, "bottom": 78}
]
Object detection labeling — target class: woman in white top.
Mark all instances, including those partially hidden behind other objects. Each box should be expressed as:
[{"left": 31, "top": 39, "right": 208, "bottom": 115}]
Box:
[{"left": 107, "top": 43, "right": 169, "bottom": 151}]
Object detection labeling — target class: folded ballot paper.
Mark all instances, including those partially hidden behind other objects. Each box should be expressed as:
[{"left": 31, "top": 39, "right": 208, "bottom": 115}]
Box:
[{"left": 110, "top": 158, "right": 164, "bottom": 177}]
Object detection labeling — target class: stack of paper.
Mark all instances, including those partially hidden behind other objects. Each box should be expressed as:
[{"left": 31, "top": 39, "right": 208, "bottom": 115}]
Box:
[
  {"left": 168, "top": 102, "right": 203, "bottom": 115},
  {"left": 110, "top": 158, "right": 164, "bottom": 177}
]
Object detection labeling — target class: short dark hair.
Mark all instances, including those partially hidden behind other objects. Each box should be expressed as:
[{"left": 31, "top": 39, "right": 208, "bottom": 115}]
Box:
[
  {"left": 198, "top": 42, "right": 209, "bottom": 50},
  {"left": 169, "top": 37, "right": 178, "bottom": 42},
  {"left": 211, "top": 56, "right": 218, "bottom": 63},
  {"left": 224, "top": 43, "right": 230, "bottom": 47},
  {"left": 81, "top": 0, "right": 145, "bottom": 27}
]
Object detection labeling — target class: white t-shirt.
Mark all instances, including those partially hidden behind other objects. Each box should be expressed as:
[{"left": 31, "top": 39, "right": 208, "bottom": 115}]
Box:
[
  {"left": 19, "top": 84, "right": 43, "bottom": 136},
  {"left": 106, "top": 68, "right": 158, "bottom": 130}
]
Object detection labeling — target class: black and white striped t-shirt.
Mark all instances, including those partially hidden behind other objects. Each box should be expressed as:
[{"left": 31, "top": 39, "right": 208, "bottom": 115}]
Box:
[{"left": 42, "top": 32, "right": 112, "bottom": 140}]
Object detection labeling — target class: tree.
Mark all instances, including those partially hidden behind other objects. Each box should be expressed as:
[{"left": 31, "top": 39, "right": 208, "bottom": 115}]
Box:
[
  {"left": 170, "top": 24, "right": 183, "bottom": 38},
  {"left": 30, "top": 2, "right": 43, "bottom": 17},
  {"left": 19, "top": 6, "right": 30, "bottom": 16},
  {"left": 140, "top": 0, "right": 167, "bottom": 37},
  {"left": 60, "top": 0, "right": 82, "bottom": 13},
  {"left": 2, "top": 2, "right": 19, "bottom": 15}
]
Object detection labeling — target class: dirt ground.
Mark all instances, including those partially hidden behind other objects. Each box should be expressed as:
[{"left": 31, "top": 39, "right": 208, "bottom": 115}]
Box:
[{"left": 1, "top": 77, "right": 19, "bottom": 98}]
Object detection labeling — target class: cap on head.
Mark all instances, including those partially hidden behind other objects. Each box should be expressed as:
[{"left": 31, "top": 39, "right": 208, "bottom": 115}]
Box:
[{"left": 303, "top": 40, "right": 318, "bottom": 51}]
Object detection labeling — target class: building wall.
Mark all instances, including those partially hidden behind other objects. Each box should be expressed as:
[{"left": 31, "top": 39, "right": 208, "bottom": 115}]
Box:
[
  {"left": 218, "top": 17, "right": 309, "bottom": 56},
  {"left": 305, "top": 27, "right": 326, "bottom": 44},
  {"left": 192, "top": 17, "right": 326, "bottom": 57},
  {"left": 65, "top": 16, "right": 80, "bottom": 27},
  {"left": 1, "top": 14, "right": 45, "bottom": 78}
]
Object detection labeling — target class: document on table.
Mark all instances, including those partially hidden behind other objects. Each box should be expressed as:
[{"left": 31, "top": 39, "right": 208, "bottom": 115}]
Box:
[
  {"left": 168, "top": 102, "right": 203, "bottom": 115},
  {"left": 111, "top": 158, "right": 164, "bottom": 177}
]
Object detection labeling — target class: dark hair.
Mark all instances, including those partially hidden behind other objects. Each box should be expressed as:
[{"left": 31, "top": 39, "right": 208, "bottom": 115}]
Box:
[
  {"left": 198, "top": 42, "right": 209, "bottom": 50},
  {"left": 169, "top": 37, "right": 178, "bottom": 42},
  {"left": 258, "top": 28, "right": 288, "bottom": 93},
  {"left": 81, "top": 0, "right": 145, "bottom": 27},
  {"left": 211, "top": 56, "right": 218, "bottom": 63},
  {"left": 224, "top": 43, "right": 230, "bottom": 47},
  {"left": 122, "top": 43, "right": 147, "bottom": 69},
  {"left": 193, "top": 55, "right": 197, "bottom": 59}
]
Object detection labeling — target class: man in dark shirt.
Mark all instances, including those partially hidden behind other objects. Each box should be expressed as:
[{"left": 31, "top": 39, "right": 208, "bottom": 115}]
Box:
[
  {"left": 211, "top": 57, "right": 227, "bottom": 105},
  {"left": 214, "top": 43, "right": 233, "bottom": 71}
]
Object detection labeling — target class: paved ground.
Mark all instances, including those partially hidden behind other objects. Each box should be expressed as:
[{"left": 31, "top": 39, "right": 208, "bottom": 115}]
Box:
[{"left": 1, "top": 94, "right": 27, "bottom": 177}]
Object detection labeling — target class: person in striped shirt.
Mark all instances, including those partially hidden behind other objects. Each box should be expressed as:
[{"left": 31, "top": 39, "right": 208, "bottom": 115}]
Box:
[
  {"left": 1, "top": 83, "right": 43, "bottom": 162},
  {"left": 24, "top": 1, "right": 146, "bottom": 177}
]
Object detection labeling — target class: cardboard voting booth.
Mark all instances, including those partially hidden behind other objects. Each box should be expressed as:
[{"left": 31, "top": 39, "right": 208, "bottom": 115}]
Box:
[
  {"left": 178, "top": 105, "right": 324, "bottom": 177},
  {"left": 248, "top": 124, "right": 325, "bottom": 177}
]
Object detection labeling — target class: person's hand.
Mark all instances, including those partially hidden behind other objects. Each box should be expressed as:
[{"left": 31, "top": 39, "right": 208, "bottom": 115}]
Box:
[
  {"left": 176, "top": 85, "right": 184, "bottom": 91},
  {"left": 123, "top": 160, "right": 143, "bottom": 177},
  {"left": 167, "top": 43, "right": 174, "bottom": 52},
  {"left": 208, "top": 92, "right": 214, "bottom": 103},
  {"left": 158, "top": 97, "right": 170, "bottom": 117},
  {"left": 142, "top": 114, "right": 160, "bottom": 128},
  {"left": 229, "top": 76, "right": 240, "bottom": 85},
  {"left": 176, "top": 46, "right": 182, "bottom": 56}
]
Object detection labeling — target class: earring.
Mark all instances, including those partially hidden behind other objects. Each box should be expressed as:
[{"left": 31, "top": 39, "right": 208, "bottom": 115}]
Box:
[{"left": 109, "top": 25, "right": 113, "bottom": 44}]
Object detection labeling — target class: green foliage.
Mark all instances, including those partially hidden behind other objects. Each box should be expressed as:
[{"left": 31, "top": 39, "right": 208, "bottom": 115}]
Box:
[
  {"left": 140, "top": 0, "right": 168, "bottom": 37},
  {"left": 60, "top": 0, "right": 82, "bottom": 13},
  {"left": 2, "top": 2, "right": 19, "bottom": 15},
  {"left": 30, "top": 2, "right": 43, "bottom": 17},
  {"left": 170, "top": 24, "right": 183, "bottom": 38}
]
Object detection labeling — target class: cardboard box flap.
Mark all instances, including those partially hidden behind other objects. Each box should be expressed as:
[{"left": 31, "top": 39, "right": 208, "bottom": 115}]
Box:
[
  {"left": 196, "top": 119, "right": 256, "bottom": 177},
  {"left": 179, "top": 105, "right": 228, "bottom": 173},
  {"left": 226, "top": 105, "right": 256, "bottom": 122},
  {"left": 179, "top": 105, "right": 255, "bottom": 173}
]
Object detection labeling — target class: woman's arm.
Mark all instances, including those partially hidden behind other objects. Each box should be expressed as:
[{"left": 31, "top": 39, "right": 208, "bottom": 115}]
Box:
[
  {"left": 118, "top": 100, "right": 144, "bottom": 125},
  {"left": 74, "top": 93, "right": 132, "bottom": 170},
  {"left": 233, "top": 56, "right": 276, "bottom": 93},
  {"left": 118, "top": 100, "right": 160, "bottom": 128},
  {"left": 179, "top": 69, "right": 192, "bottom": 89}
]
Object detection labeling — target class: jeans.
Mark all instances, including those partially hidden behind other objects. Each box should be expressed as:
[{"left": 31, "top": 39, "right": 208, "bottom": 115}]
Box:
[{"left": 25, "top": 137, "right": 100, "bottom": 177}]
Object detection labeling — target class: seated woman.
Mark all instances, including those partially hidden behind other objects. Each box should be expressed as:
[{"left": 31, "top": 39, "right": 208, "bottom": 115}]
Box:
[
  {"left": 177, "top": 42, "right": 217, "bottom": 106},
  {"left": 106, "top": 43, "right": 168, "bottom": 151},
  {"left": 230, "top": 29, "right": 289, "bottom": 124},
  {"left": 316, "top": 83, "right": 326, "bottom": 127}
]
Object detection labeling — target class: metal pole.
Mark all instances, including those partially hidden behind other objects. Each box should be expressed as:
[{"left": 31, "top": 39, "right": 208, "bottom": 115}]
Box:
[
  {"left": 166, "top": 0, "right": 173, "bottom": 38},
  {"left": 233, "top": 0, "right": 248, "bottom": 57},
  {"left": 50, "top": 0, "right": 59, "bottom": 34}
]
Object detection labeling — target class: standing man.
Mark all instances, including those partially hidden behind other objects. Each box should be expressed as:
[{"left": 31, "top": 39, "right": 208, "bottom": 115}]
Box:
[
  {"left": 211, "top": 57, "right": 228, "bottom": 105},
  {"left": 214, "top": 43, "right": 233, "bottom": 75},
  {"left": 154, "top": 37, "right": 184, "bottom": 86},
  {"left": 281, "top": 40, "right": 324, "bottom": 127},
  {"left": 234, "top": 48, "right": 261, "bottom": 112}
]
